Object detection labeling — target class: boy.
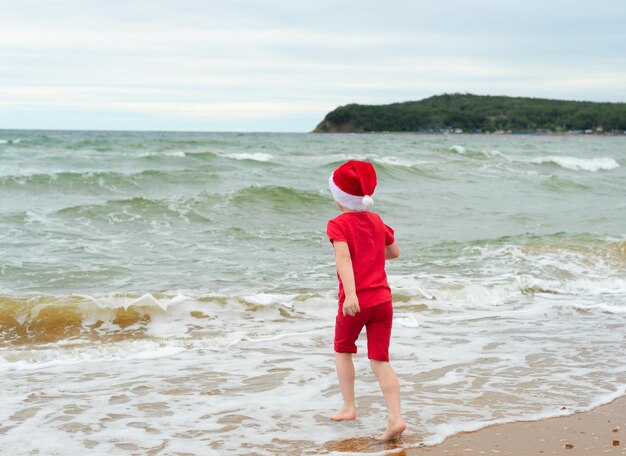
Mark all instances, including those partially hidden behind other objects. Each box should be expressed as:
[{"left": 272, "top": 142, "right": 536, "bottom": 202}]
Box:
[{"left": 326, "top": 160, "right": 406, "bottom": 441}]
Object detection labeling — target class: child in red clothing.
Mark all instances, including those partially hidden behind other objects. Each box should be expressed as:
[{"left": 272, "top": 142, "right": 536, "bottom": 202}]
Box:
[{"left": 326, "top": 160, "right": 406, "bottom": 441}]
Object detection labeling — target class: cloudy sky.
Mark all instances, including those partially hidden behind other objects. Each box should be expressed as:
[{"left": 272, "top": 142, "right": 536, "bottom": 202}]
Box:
[{"left": 2, "top": 0, "right": 626, "bottom": 132}]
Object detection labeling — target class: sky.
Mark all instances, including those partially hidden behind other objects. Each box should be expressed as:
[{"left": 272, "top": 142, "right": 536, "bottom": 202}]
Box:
[{"left": 2, "top": 0, "right": 626, "bottom": 132}]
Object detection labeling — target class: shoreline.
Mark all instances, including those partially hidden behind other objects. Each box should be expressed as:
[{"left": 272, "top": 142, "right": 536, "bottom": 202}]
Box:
[
  {"left": 323, "top": 393, "right": 626, "bottom": 455},
  {"left": 405, "top": 395, "right": 626, "bottom": 455},
  {"left": 312, "top": 130, "right": 626, "bottom": 136}
]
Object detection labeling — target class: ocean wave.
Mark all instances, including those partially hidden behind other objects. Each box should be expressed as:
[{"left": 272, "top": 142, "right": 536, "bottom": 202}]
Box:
[
  {"left": 540, "top": 175, "right": 591, "bottom": 192},
  {"left": 572, "top": 303, "right": 626, "bottom": 314},
  {"left": 241, "top": 293, "right": 301, "bottom": 308},
  {"left": 0, "top": 293, "right": 322, "bottom": 360},
  {"left": 0, "top": 291, "right": 317, "bottom": 349},
  {"left": 0, "top": 293, "right": 206, "bottom": 346},
  {"left": 64, "top": 137, "right": 114, "bottom": 152},
  {"left": 177, "top": 150, "right": 218, "bottom": 160},
  {"left": 449, "top": 144, "right": 466, "bottom": 154},
  {"left": 372, "top": 157, "right": 438, "bottom": 177},
  {"left": 447, "top": 144, "right": 511, "bottom": 160},
  {"left": 392, "top": 235, "right": 626, "bottom": 309},
  {"left": 0, "top": 332, "right": 249, "bottom": 371},
  {"left": 324, "top": 156, "right": 440, "bottom": 182},
  {"left": 0, "top": 138, "right": 21, "bottom": 145},
  {"left": 231, "top": 185, "right": 329, "bottom": 210},
  {"left": 0, "top": 170, "right": 128, "bottom": 191},
  {"left": 530, "top": 156, "right": 619, "bottom": 172},
  {"left": 392, "top": 279, "right": 521, "bottom": 308},
  {"left": 49, "top": 186, "right": 325, "bottom": 224},
  {"left": 469, "top": 236, "right": 626, "bottom": 271},
  {"left": 329, "top": 154, "right": 433, "bottom": 169},
  {"left": 392, "top": 274, "right": 626, "bottom": 315},
  {"left": 443, "top": 145, "right": 619, "bottom": 172},
  {"left": 0, "top": 168, "right": 217, "bottom": 192},
  {"left": 0, "top": 340, "right": 186, "bottom": 371},
  {"left": 223, "top": 152, "right": 274, "bottom": 162},
  {"left": 520, "top": 276, "right": 626, "bottom": 296},
  {"left": 54, "top": 195, "right": 214, "bottom": 224},
  {"left": 139, "top": 150, "right": 187, "bottom": 159}
]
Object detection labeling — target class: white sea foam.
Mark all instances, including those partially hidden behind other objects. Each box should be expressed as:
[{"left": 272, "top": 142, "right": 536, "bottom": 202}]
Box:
[
  {"left": 225, "top": 152, "right": 274, "bottom": 161},
  {"left": 374, "top": 156, "right": 430, "bottom": 168},
  {"left": 0, "top": 331, "right": 251, "bottom": 372},
  {"left": 0, "top": 138, "right": 22, "bottom": 145},
  {"left": 413, "top": 384, "right": 626, "bottom": 448},
  {"left": 160, "top": 150, "right": 186, "bottom": 158},
  {"left": 138, "top": 150, "right": 186, "bottom": 158},
  {"left": 3, "top": 285, "right": 626, "bottom": 453},
  {"left": 73, "top": 292, "right": 191, "bottom": 310},
  {"left": 241, "top": 292, "right": 299, "bottom": 307},
  {"left": 450, "top": 144, "right": 466, "bottom": 154},
  {"left": 451, "top": 145, "right": 513, "bottom": 160},
  {"left": 394, "top": 313, "right": 421, "bottom": 327},
  {"left": 391, "top": 273, "right": 626, "bottom": 312},
  {"left": 391, "top": 275, "right": 522, "bottom": 308},
  {"left": 74, "top": 293, "right": 175, "bottom": 311},
  {"left": 0, "top": 341, "right": 186, "bottom": 371},
  {"left": 531, "top": 155, "right": 619, "bottom": 171},
  {"left": 572, "top": 302, "right": 626, "bottom": 314},
  {"left": 482, "top": 149, "right": 511, "bottom": 160},
  {"left": 247, "top": 329, "right": 325, "bottom": 342},
  {"left": 522, "top": 275, "right": 626, "bottom": 296}
]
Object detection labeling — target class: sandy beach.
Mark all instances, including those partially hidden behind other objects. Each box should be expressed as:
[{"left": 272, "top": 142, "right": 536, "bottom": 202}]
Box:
[
  {"left": 324, "top": 395, "right": 625, "bottom": 455},
  {"left": 403, "top": 395, "right": 625, "bottom": 455}
]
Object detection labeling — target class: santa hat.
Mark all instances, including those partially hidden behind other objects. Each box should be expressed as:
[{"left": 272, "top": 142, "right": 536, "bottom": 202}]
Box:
[{"left": 328, "top": 160, "right": 377, "bottom": 211}]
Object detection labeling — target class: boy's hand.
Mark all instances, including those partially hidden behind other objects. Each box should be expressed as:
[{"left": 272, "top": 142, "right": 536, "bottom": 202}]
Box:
[{"left": 342, "top": 294, "right": 360, "bottom": 317}]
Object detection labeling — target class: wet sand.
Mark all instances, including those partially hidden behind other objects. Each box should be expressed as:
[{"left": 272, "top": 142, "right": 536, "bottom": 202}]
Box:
[
  {"left": 409, "top": 395, "right": 626, "bottom": 455},
  {"left": 325, "top": 396, "right": 626, "bottom": 455}
]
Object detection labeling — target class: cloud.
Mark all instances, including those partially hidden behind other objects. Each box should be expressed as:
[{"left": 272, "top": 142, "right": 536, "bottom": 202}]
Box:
[{"left": 1, "top": 0, "right": 625, "bottom": 131}]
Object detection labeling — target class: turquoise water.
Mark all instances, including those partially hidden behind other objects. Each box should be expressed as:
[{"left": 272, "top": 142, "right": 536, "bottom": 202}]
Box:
[{"left": 1, "top": 130, "right": 625, "bottom": 454}]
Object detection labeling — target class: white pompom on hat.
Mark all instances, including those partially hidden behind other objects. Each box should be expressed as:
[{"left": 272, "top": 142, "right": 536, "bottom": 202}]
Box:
[{"left": 329, "top": 160, "right": 377, "bottom": 211}]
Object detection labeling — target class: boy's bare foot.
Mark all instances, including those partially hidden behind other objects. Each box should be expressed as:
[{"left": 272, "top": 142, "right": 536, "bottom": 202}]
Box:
[
  {"left": 374, "top": 418, "right": 406, "bottom": 441},
  {"left": 330, "top": 404, "right": 357, "bottom": 421}
]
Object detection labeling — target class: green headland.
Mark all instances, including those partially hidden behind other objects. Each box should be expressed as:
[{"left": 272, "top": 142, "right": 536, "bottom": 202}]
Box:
[{"left": 313, "top": 93, "right": 626, "bottom": 134}]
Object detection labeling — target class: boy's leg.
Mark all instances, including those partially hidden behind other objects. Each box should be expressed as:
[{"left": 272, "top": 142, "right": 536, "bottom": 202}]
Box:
[
  {"left": 366, "top": 301, "right": 406, "bottom": 440},
  {"left": 370, "top": 360, "right": 406, "bottom": 440},
  {"left": 331, "top": 352, "right": 357, "bottom": 421},
  {"left": 332, "top": 307, "right": 367, "bottom": 421}
]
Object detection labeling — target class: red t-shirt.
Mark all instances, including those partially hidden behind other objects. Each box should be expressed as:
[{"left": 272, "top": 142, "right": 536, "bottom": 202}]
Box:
[{"left": 326, "top": 211, "right": 395, "bottom": 309}]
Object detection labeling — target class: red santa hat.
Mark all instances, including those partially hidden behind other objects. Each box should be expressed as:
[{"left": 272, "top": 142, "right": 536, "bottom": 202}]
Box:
[{"left": 328, "top": 160, "right": 377, "bottom": 211}]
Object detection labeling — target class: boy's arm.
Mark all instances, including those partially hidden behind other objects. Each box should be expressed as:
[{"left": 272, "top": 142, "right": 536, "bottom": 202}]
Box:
[
  {"left": 332, "top": 241, "right": 360, "bottom": 316},
  {"left": 385, "top": 241, "right": 400, "bottom": 259}
]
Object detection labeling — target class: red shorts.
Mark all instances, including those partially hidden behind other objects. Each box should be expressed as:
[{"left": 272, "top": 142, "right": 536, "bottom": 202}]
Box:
[{"left": 334, "top": 301, "right": 393, "bottom": 362}]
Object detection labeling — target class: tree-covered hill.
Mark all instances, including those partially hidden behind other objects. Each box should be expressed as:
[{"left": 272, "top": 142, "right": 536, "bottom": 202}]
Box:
[{"left": 313, "top": 94, "right": 626, "bottom": 133}]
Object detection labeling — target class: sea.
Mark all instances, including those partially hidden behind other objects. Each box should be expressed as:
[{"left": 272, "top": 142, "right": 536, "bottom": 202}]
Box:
[{"left": 1, "top": 130, "right": 625, "bottom": 455}]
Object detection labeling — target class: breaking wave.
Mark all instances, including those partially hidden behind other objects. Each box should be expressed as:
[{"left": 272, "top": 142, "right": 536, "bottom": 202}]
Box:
[{"left": 530, "top": 156, "right": 619, "bottom": 172}]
